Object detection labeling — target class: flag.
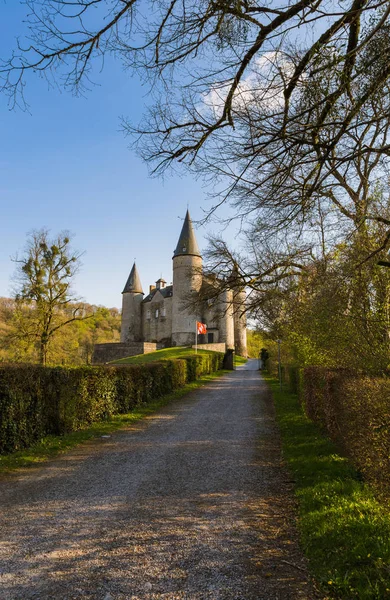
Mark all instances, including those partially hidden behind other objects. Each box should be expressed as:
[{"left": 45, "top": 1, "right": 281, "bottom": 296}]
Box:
[{"left": 197, "top": 321, "right": 207, "bottom": 335}]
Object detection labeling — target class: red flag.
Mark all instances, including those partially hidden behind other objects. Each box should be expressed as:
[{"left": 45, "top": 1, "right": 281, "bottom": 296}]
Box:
[{"left": 197, "top": 321, "right": 207, "bottom": 335}]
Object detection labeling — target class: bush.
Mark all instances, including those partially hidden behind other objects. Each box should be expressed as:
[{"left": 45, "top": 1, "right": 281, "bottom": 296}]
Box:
[
  {"left": 0, "top": 351, "right": 224, "bottom": 455},
  {"left": 302, "top": 367, "right": 390, "bottom": 493},
  {"left": 0, "top": 365, "right": 46, "bottom": 453}
]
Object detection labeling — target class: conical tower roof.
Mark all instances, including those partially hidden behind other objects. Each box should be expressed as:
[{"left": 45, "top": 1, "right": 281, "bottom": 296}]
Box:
[
  {"left": 173, "top": 210, "right": 201, "bottom": 258},
  {"left": 122, "top": 262, "right": 144, "bottom": 294}
]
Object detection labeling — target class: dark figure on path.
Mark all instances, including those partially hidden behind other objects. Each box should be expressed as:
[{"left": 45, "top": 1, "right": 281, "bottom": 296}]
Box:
[{"left": 259, "top": 348, "right": 269, "bottom": 370}]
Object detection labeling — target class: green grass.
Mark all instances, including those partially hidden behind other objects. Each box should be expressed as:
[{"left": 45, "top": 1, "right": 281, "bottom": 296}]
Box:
[
  {"left": 234, "top": 354, "right": 247, "bottom": 366},
  {"left": 264, "top": 374, "right": 390, "bottom": 600},
  {"left": 112, "top": 345, "right": 247, "bottom": 366},
  {"left": 112, "top": 346, "right": 219, "bottom": 364},
  {"left": 0, "top": 370, "right": 226, "bottom": 475}
]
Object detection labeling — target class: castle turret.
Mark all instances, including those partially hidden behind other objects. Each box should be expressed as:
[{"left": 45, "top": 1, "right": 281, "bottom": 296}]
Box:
[
  {"left": 233, "top": 290, "right": 247, "bottom": 356},
  {"left": 120, "top": 262, "right": 144, "bottom": 342},
  {"left": 218, "top": 289, "right": 235, "bottom": 349},
  {"left": 172, "top": 211, "right": 203, "bottom": 346},
  {"left": 231, "top": 265, "right": 247, "bottom": 356}
]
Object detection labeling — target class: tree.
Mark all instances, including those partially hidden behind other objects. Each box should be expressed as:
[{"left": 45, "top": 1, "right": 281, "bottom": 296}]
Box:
[
  {"left": 11, "top": 229, "right": 85, "bottom": 365},
  {"left": 197, "top": 64, "right": 390, "bottom": 329},
  {"left": 2, "top": 1, "right": 390, "bottom": 242}
]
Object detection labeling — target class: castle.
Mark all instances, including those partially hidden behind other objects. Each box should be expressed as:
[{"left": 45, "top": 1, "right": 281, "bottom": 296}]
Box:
[{"left": 93, "top": 211, "right": 247, "bottom": 363}]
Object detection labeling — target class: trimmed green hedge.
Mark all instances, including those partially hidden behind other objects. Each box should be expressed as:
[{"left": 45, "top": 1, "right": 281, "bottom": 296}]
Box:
[
  {"left": 0, "top": 352, "right": 223, "bottom": 454},
  {"left": 299, "top": 366, "right": 390, "bottom": 494}
]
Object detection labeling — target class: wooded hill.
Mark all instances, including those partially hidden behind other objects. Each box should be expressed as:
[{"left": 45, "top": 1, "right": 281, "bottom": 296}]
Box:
[{"left": 0, "top": 297, "right": 121, "bottom": 366}]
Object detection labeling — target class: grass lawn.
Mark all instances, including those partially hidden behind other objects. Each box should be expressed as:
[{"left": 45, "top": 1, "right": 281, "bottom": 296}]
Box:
[
  {"left": 264, "top": 374, "right": 390, "bottom": 600},
  {"left": 234, "top": 354, "right": 247, "bottom": 366},
  {"left": 112, "top": 346, "right": 247, "bottom": 366},
  {"left": 0, "top": 370, "right": 226, "bottom": 475},
  {"left": 112, "top": 346, "right": 216, "bottom": 364}
]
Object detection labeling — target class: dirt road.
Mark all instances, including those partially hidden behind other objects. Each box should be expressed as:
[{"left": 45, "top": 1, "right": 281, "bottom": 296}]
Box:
[{"left": 0, "top": 360, "right": 315, "bottom": 599}]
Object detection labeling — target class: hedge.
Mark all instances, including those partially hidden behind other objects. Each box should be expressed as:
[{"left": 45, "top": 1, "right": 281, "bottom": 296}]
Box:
[
  {"left": 0, "top": 352, "right": 223, "bottom": 455},
  {"left": 300, "top": 366, "right": 390, "bottom": 494}
]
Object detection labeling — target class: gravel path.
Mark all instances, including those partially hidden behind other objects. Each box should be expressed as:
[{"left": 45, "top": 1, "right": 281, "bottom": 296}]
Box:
[{"left": 0, "top": 360, "right": 316, "bottom": 600}]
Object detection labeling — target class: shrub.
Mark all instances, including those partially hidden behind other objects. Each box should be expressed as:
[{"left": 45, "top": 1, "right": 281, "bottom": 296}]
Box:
[
  {"left": 0, "top": 351, "right": 224, "bottom": 455},
  {"left": 301, "top": 367, "right": 390, "bottom": 493},
  {"left": 0, "top": 365, "right": 45, "bottom": 453}
]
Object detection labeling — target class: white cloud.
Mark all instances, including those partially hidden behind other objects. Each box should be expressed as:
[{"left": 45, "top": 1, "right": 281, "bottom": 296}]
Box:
[{"left": 201, "top": 51, "right": 294, "bottom": 117}]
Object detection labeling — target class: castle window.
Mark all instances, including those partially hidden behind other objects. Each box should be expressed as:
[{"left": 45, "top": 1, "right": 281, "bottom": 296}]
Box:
[
  {"left": 155, "top": 309, "right": 159, "bottom": 318},
  {"left": 146, "top": 310, "right": 151, "bottom": 320},
  {"left": 161, "top": 307, "right": 166, "bottom": 317}
]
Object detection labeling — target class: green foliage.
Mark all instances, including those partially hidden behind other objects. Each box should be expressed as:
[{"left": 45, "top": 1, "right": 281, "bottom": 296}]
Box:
[
  {"left": 0, "top": 351, "right": 224, "bottom": 455},
  {"left": 252, "top": 225, "right": 390, "bottom": 374},
  {"left": 266, "top": 374, "right": 390, "bottom": 599},
  {"left": 246, "top": 330, "right": 265, "bottom": 358},
  {"left": 287, "top": 331, "right": 333, "bottom": 369},
  {"left": 292, "top": 242, "right": 390, "bottom": 371}
]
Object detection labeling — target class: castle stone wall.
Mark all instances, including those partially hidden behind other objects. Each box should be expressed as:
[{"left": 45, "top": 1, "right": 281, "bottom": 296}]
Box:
[
  {"left": 142, "top": 293, "right": 173, "bottom": 344},
  {"left": 192, "top": 342, "right": 226, "bottom": 353},
  {"left": 92, "top": 342, "right": 159, "bottom": 364}
]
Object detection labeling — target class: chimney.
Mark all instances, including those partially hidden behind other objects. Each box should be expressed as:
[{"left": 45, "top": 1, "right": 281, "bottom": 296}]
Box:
[{"left": 149, "top": 285, "right": 156, "bottom": 293}]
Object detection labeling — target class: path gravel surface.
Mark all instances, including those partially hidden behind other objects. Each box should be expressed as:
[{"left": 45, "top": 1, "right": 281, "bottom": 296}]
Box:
[{"left": 0, "top": 360, "right": 316, "bottom": 600}]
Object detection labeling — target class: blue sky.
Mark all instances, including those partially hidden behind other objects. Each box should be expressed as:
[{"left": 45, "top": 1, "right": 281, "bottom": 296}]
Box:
[{"left": 0, "top": 2, "right": 236, "bottom": 308}]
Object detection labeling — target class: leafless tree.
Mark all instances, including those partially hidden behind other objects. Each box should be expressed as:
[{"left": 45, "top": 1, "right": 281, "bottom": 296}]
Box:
[
  {"left": 2, "top": 0, "right": 390, "bottom": 263},
  {"left": 2, "top": 2, "right": 390, "bottom": 165}
]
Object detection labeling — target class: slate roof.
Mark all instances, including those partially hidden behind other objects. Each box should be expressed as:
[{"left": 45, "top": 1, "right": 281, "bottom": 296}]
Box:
[
  {"left": 122, "top": 263, "right": 144, "bottom": 294},
  {"left": 142, "top": 285, "right": 173, "bottom": 303},
  {"left": 173, "top": 210, "right": 201, "bottom": 258}
]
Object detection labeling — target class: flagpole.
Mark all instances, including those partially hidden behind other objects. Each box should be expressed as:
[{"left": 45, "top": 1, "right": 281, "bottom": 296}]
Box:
[{"left": 195, "top": 321, "right": 197, "bottom": 353}]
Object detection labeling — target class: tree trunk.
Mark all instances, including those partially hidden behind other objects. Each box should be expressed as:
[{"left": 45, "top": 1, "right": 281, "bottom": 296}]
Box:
[{"left": 40, "top": 333, "right": 49, "bottom": 366}]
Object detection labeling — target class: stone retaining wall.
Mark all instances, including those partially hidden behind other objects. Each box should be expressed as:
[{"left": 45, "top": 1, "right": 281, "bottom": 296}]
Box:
[
  {"left": 192, "top": 342, "right": 227, "bottom": 353},
  {"left": 92, "top": 342, "right": 159, "bottom": 364}
]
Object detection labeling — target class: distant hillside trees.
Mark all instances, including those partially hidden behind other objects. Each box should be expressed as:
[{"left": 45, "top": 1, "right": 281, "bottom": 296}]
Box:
[{"left": 0, "top": 298, "right": 121, "bottom": 365}]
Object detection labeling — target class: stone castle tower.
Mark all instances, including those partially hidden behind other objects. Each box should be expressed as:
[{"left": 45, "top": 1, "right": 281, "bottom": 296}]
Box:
[
  {"left": 231, "top": 264, "right": 247, "bottom": 357},
  {"left": 93, "top": 211, "right": 247, "bottom": 363},
  {"left": 120, "top": 263, "right": 143, "bottom": 343},
  {"left": 172, "top": 210, "right": 203, "bottom": 346}
]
